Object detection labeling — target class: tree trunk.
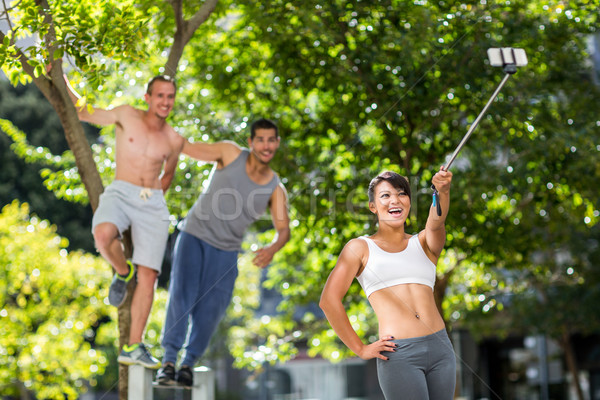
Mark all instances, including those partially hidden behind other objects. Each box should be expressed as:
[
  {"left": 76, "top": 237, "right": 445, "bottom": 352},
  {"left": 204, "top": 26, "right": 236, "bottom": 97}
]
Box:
[
  {"left": 117, "top": 232, "right": 134, "bottom": 399},
  {"left": 17, "top": 381, "right": 33, "bottom": 400},
  {"left": 118, "top": 282, "right": 136, "bottom": 399},
  {"left": 10, "top": 2, "right": 104, "bottom": 209},
  {"left": 47, "top": 95, "right": 104, "bottom": 210},
  {"left": 560, "top": 329, "right": 585, "bottom": 400},
  {"left": 30, "top": 65, "right": 104, "bottom": 210}
]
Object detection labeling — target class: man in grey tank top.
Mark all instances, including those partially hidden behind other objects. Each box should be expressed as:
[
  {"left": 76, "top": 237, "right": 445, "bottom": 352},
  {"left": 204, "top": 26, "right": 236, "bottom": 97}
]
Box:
[{"left": 156, "top": 119, "right": 290, "bottom": 387}]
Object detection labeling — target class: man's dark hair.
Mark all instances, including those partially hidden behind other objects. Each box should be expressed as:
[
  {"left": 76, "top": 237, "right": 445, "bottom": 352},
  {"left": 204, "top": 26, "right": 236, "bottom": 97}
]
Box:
[
  {"left": 146, "top": 75, "right": 177, "bottom": 95},
  {"left": 367, "top": 171, "right": 411, "bottom": 203},
  {"left": 250, "top": 118, "right": 279, "bottom": 139}
]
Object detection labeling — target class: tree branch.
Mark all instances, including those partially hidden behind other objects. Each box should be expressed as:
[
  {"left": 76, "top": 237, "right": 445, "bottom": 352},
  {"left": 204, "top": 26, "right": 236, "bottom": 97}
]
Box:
[
  {"left": 169, "top": 0, "right": 184, "bottom": 31},
  {"left": 164, "top": 0, "right": 219, "bottom": 77},
  {"left": 37, "top": 0, "right": 59, "bottom": 64},
  {"left": 185, "top": 0, "right": 218, "bottom": 37},
  {"left": 1, "top": 0, "right": 18, "bottom": 31}
]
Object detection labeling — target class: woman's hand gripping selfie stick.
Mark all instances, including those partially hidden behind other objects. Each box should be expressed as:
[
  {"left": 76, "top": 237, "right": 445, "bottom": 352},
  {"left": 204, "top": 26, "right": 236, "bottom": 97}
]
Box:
[{"left": 432, "top": 48, "right": 528, "bottom": 216}]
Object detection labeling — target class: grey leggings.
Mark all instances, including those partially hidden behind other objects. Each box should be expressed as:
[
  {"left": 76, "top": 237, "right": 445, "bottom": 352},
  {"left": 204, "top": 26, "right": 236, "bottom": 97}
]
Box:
[{"left": 377, "top": 329, "right": 456, "bottom": 400}]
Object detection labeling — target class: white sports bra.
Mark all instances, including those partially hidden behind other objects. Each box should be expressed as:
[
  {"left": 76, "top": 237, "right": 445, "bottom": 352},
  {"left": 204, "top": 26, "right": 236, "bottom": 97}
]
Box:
[{"left": 356, "top": 235, "right": 436, "bottom": 297}]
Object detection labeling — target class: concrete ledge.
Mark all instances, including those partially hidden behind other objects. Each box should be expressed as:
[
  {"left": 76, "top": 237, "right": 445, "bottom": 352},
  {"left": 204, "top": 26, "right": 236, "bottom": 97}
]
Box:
[
  {"left": 128, "top": 365, "right": 215, "bottom": 399},
  {"left": 190, "top": 366, "right": 215, "bottom": 399},
  {"left": 128, "top": 365, "right": 153, "bottom": 398}
]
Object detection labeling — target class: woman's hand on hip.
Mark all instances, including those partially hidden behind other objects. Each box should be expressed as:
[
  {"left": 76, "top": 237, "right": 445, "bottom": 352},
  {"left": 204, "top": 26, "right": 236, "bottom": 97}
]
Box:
[{"left": 358, "top": 336, "right": 397, "bottom": 361}]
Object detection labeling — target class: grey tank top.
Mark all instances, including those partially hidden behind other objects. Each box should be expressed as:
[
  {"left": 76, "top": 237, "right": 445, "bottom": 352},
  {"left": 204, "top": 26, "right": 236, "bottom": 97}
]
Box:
[{"left": 180, "top": 149, "right": 280, "bottom": 251}]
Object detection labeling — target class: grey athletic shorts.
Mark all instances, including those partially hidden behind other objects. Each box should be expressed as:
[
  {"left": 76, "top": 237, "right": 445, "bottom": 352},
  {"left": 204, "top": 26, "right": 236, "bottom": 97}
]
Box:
[
  {"left": 377, "top": 329, "right": 456, "bottom": 400},
  {"left": 92, "top": 180, "right": 170, "bottom": 273}
]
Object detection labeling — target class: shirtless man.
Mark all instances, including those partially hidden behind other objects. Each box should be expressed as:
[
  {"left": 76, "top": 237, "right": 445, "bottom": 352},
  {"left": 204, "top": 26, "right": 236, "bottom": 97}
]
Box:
[{"left": 66, "top": 75, "right": 185, "bottom": 368}]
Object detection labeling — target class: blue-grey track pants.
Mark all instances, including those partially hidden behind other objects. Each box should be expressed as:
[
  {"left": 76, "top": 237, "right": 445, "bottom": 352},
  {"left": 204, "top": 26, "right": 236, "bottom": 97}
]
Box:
[
  {"left": 377, "top": 329, "right": 456, "bottom": 400},
  {"left": 161, "top": 231, "right": 238, "bottom": 366}
]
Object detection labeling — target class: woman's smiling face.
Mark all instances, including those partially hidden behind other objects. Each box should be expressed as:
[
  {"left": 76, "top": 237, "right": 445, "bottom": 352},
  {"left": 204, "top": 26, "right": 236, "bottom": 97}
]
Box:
[{"left": 369, "top": 180, "right": 411, "bottom": 224}]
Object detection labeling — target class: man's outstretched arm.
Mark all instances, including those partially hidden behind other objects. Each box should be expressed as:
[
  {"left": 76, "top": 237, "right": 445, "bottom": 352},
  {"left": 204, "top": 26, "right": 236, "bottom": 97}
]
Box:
[
  {"left": 182, "top": 140, "right": 242, "bottom": 168},
  {"left": 252, "top": 183, "right": 290, "bottom": 268},
  {"left": 63, "top": 74, "right": 122, "bottom": 126}
]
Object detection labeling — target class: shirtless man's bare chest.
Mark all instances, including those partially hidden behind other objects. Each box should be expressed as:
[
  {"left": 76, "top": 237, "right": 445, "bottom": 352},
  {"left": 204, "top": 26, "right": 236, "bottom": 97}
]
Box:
[{"left": 114, "top": 109, "right": 178, "bottom": 188}]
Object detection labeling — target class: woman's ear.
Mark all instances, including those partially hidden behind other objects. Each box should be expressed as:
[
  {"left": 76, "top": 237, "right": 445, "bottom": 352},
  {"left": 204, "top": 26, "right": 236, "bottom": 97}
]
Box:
[{"left": 368, "top": 201, "right": 377, "bottom": 215}]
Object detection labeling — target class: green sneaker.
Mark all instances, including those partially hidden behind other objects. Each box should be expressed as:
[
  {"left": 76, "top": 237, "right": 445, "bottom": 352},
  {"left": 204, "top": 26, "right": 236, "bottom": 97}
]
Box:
[
  {"left": 108, "top": 261, "right": 135, "bottom": 307},
  {"left": 117, "top": 343, "right": 161, "bottom": 369}
]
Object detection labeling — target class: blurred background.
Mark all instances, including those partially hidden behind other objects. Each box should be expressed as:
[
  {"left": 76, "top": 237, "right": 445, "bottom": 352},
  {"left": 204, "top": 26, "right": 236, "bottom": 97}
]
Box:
[{"left": 1, "top": 1, "right": 599, "bottom": 399}]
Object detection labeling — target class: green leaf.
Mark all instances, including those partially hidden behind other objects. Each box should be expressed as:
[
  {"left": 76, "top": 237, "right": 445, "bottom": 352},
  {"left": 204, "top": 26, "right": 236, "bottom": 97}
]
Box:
[
  {"left": 33, "top": 64, "right": 43, "bottom": 78},
  {"left": 53, "top": 47, "right": 64, "bottom": 60}
]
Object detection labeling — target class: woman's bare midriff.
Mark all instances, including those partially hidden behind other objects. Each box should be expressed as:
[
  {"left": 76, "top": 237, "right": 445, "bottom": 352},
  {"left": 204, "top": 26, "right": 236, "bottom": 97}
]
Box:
[{"left": 368, "top": 283, "right": 445, "bottom": 339}]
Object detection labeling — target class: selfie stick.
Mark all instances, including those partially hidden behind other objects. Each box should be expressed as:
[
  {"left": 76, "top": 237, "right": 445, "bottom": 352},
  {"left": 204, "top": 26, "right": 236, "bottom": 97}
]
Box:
[{"left": 432, "top": 48, "right": 528, "bottom": 216}]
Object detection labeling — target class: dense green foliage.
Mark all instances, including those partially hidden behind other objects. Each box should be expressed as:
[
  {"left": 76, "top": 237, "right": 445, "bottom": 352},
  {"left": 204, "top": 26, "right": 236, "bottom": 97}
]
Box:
[
  {"left": 0, "top": 201, "right": 110, "bottom": 397},
  {"left": 0, "top": 201, "right": 169, "bottom": 398},
  {"left": 0, "top": 81, "right": 97, "bottom": 251}
]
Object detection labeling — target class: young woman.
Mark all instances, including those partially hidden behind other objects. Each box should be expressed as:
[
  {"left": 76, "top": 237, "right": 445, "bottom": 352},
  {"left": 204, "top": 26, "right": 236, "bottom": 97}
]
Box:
[{"left": 320, "top": 169, "right": 456, "bottom": 400}]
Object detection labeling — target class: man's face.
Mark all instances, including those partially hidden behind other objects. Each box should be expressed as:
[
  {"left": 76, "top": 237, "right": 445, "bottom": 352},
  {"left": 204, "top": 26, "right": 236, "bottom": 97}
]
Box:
[
  {"left": 144, "top": 80, "right": 176, "bottom": 120},
  {"left": 248, "top": 128, "right": 280, "bottom": 164}
]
